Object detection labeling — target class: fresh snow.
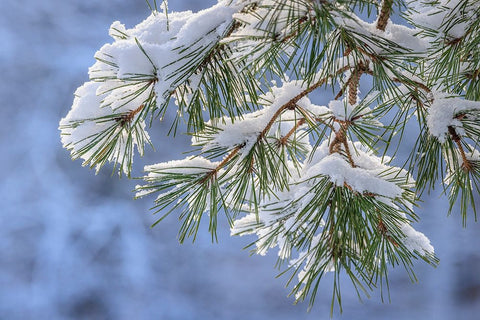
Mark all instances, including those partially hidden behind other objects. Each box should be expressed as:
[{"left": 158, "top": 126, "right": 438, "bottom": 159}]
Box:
[
  {"left": 195, "top": 79, "right": 314, "bottom": 153},
  {"left": 61, "top": 1, "right": 245, "bottom": 174},
  {"left": 427, "top": 92, "right": 480, "bottom": 143},
  {"left": 55, "top": 0, "right": 480, "bottom": 314},
  {"left": 59, "top": 81, "right": 150, "bottom": 174},
  {"left": 8, "top": 0, "right": 480, "bottom": 319}
]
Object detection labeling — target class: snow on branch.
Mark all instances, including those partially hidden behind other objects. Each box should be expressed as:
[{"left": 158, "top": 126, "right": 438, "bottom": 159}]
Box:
[
  {"left": 59, "top": 0, "right": 480, "bottom": 312},
  {"left": 427, "top": 92, "right": 480, "bottom": 143}
]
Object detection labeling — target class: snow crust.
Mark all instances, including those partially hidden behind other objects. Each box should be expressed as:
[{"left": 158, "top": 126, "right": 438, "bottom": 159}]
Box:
[
  {"left": 305, "top": 148, "right": 403, "bottom": 198},
  {"left": 144, "top": 156, "right": 218, "bottom": 175}
]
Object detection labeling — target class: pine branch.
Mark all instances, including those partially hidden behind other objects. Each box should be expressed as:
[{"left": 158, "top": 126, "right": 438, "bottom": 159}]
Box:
[
  {"left": 206, "top": 66, "right": 351, "bottom": 173},
  {"left": 114, "top": 104, "right": 145, "bottom": 127},
  {"left": 376, "top": 0, "right": 393, "bottom": 31},
  {"left": 279, "top": 117, "right": 306, "bottom": 146},
  {"left": 61, "top": 0, "right": 480, "bottom": 314},
  {"left": 448, "top": 125, "right": 473, "bottom": 172}
]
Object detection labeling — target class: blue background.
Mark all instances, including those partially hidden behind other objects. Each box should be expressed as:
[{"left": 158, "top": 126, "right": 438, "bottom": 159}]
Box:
[{"left": 1, "top": 1, "right": 479, "bottom": 319}]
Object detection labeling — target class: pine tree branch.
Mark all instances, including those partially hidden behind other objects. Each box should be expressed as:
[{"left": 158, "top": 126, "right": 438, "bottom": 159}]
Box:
[
  {"left": 115, "top": 104, "right": 145, "bottom": 127},
  {"left": 361, "top": 67, "right": 432, "bottom": 93},
  {"left": 348, "top": 63, "right": 365, "bottom": 105},
  {"left": 209, "top": 66, "right": 352, "bottom": 173},
  {"left": 376, "top": 0, "right": 393, "bottom": 32},
  {"left": 279, "top": 117, "right": 306, "bottom": 146},
  {"left": 342, "top": 134, "right": 356, "bottom": 167},
  {"left": 328, "top": 121, "right": 356, "bottom": 167},
  {"left": 334, "top": 62, "right": 368, "bottom": 101},
  {"left": 65, "top": 1, "right": 472, "bottom": 310},
  {"left": 377, "top": 215, "right": 399, "bottom": 247},
  {"left": 448, "top": 125, "right": 473, "bottom": 172},
  {"left": 215, "top": 144, "right": 244, "bottom": 174}
]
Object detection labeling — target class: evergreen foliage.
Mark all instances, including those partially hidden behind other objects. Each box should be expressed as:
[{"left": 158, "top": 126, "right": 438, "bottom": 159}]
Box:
[{"left": 60, "top": 0, "right": 480, "bottom": 313}]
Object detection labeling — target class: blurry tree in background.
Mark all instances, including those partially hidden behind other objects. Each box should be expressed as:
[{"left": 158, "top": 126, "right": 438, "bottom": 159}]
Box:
[{"left": 59, "top": 0, "right": 480, "bottom": 313}]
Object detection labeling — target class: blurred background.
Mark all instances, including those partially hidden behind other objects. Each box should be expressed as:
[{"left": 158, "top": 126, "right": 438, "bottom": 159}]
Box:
[{"left": 1, "top": 1, "right": 479, "bottom": 319}]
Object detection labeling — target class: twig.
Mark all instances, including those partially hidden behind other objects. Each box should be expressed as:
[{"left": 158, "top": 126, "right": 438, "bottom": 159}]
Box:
[
  {"left": 115, "top": 104, "right": 145, "bottom": 127},
  {"left": 448, "top": 126, "right": 472, "bottom": 172},
  {"left": 335, "top": 62, "right": 370, "bottom": 101},
  {"left": 362, "top": 68, "right": 431, "bottom": 93},
  {"left": 348, "top": 63, "right": 363, "bottom": 105},
  {"left": 378, "top": 216, "right": 399, "bottom": 247},
  {"left": 342, "top": 137, "right": 356, "bottom": 168},
  {"left": 329, "top": 122, "right": 355, "bottom": 167},
  {"left": 279, "top": 118, "right": 307, "bottom": 145},
  {"left": 200, "top": 143, "right": 245, "bottom": 184},
  {"left": 209, "top": 66, "right": 352, "bottom": 174},
  {"left": 376, "top": 0, "right": 393, "bottom": 31}
]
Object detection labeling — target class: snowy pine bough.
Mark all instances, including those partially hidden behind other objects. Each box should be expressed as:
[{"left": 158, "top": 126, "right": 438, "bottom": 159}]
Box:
[{"left": 60, "top": 0, "right": 480, "bottom": 311}]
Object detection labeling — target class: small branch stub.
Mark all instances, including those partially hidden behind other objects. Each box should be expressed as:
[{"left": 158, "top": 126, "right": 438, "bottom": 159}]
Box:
[
  {"left": 115, "top": 104, "right": 145, "bottom": 127},
  {"left": 448, "top": 126, "right": 473, "bottom": 172}
]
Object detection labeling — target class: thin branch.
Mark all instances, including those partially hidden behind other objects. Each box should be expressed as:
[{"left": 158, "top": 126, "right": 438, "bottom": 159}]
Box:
[
  {"left": 115, "top": 104, "right": 145, "bottom": 127},
  {"left": 348, "top": 63, "right": 364, "bottom": 105},
  {"left": 279, "top": 118, "right": 307, "bottom": 145},
  {"left": 209, "top": 66, "right": 352, "bottom": 173},
  {"left": 335, "top": 62, "right": 370, "bottom": 101},
  {"left": 258, "top": 66, "right": 351, "bottom": 143},
  {"left": 296, "top": 104, "right": 335, "bottom": 130},
  {"left": 378, "top": 216, "right": 399, "bottom": 247},
  {"left": 362, "top": 68, "right": 432, "bottom": 93},
  {"left": 217, "top": 144, "right": 244, "bottom": 171},
  {"left": 448, "top": 125, "right": 473, "bottom": 172},
  {"left": 342, "top": 136, "right": 356, "bottom": 168},
  {"left": 199, "top": 143, "right": 245, "bottom": 184},
  {"left": 376, "top": 0, "right": 393, "bottom": 32},
  {"left": 329, "top": 122, "right": 355, "bottom": 167}
]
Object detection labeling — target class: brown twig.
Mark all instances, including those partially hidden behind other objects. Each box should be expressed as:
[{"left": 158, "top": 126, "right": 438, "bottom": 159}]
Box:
[
  {"left": 335, "top": 62, "right": 371, "bottom": 101},
  {"left": 200, "top": 144, "right": 244, "bottom": 184},
  {"left": 348, "top": 65, "right": 363, "bottom": 106},
  {"left": 465, "top": 69, "right": 480, "bottom": 80},
  {"left": 329, "top": 129, "right": 343, "bottom": 154},
  {"left": 376, "top": 0, "right": 393, "bottom": 32},
  {"left": 258, "top": 66, "right": 351, "bottom": 143},
  {"left": 328, "top": 121, "right": 356, "bottom": 167},
  {"left": 448, "top": 126, "right": 472, "bottom": 172},
  {"left": 362, "top": 67, "right": 432, "bottom": 93},
  {"left": 115, "top": 104, "right": 145, "bottom": 127},
  {"left": 446, "top": 36, "right": 463, "bottom": 46},
  {"left": 218, "top": 144, "right": 244, "bottom": 170},
  {"left": 342, "top": 137, "right": 356, "bottom": 168},
  {"left": 205, "top": 66, "right": 352, "bottom": 175},
  {"left": 278, "top": 118, "right": 306, "bottom": 146},
  {"left": 377, "top": 216, "right": 399, "bottom": 247}
]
